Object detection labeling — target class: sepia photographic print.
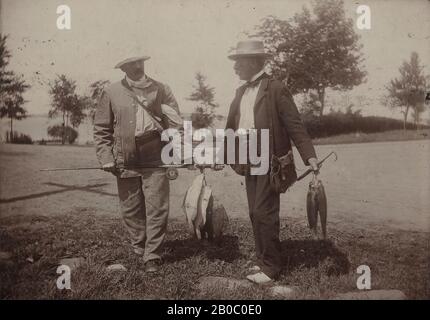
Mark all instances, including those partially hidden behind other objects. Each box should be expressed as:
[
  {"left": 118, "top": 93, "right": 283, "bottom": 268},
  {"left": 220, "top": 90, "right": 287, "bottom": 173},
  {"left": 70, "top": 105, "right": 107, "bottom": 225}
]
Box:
[{"left": 0, "top": 0, "right": 429, "bottom": 311}]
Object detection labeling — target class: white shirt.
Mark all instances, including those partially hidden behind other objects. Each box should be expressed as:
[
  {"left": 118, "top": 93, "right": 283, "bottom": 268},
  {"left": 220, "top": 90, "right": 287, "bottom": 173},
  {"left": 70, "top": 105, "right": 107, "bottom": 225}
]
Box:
[
  {"left": 125, "top": 75, "right": 158, "bottom": 136},
  {"left": 237, "top": 69, "right": 265, "bottom": 134}
]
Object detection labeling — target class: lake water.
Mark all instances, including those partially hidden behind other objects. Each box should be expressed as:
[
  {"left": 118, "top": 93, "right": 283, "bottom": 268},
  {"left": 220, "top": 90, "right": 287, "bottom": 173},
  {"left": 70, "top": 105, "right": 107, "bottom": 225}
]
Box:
[
  {"left": 0, "top": 115, "right": 94, "bottom": 144},
  {"left": 0, "top": 114, "right": 227, "bottom": 144}
]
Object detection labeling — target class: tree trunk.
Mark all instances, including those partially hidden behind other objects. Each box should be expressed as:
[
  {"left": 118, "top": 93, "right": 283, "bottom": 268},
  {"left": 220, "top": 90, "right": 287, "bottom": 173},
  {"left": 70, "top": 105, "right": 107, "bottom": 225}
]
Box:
[
  {"left": 402, "top": 105, "right": 410, "bottom": 131},
  {"left": 318, "top": 88, "right": 325, "bottom": 117},
  {"left": 62, "top": 111, "right": 66, "bottom": 145},
  {"left": 9, "top": 116, "right": 13, "bottom": 143},
  {"left": 65, "top": 113, "right": 69, "bottom": 144}
]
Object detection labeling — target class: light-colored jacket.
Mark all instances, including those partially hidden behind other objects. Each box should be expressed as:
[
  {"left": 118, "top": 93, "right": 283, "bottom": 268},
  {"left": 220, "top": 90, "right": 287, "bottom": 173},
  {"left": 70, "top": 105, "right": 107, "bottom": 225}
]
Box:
[{"left": 93, "top": 77, "right": 179, "bottom": 177}]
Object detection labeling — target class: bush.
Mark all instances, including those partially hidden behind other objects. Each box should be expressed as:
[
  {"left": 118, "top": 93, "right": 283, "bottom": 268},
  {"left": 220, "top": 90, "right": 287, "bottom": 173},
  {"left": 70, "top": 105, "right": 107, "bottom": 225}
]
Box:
[
  {"left": 5, "top": 131, "right": 33, "bottom": 144},
  {"left": 47, "top": 124, "right": 79, "bottom": 144},
  {"left": 302, "top": 112, "right": 421, "bottom": 138},
  {"left": 191, "top": 106, "right": 217, "bottom": 129}
]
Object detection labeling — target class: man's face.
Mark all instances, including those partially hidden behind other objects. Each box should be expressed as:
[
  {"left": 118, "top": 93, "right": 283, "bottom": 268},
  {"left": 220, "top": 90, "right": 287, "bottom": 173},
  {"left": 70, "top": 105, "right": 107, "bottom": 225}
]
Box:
[
  {"left": 121, "top": 60, "right": 145, "bottom": 81},
  {"left": 233, "top": 57, "right": 259, "bottom": 81}
]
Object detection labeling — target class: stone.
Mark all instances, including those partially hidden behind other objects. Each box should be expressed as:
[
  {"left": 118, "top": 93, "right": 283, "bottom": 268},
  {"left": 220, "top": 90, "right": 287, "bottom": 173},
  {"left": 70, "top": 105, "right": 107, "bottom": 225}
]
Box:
[
  {"left": 333, "top": 290, "right": 407, "bottom": 300},
  {"left": 106, "top": 264, "right": 127, "bottom": 272},
  {"left": 196, "top": 276, "right": 252, "bottom": 293},
  {"left": 0, "top": 251, "right": 13, "bottom": 268},
  {"left": 59, "top": 257, "right": 85, "bottom": 271},
  {"left": 0, "top": 251, "right": 12, "bottom": 260},
  {"left": 270, "top": 285, "right": 298, "bottom": 299}
]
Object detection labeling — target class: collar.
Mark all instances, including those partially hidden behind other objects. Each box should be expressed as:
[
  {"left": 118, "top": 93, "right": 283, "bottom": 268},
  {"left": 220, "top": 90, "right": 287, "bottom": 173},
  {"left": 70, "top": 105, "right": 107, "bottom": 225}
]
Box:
[
  {"left": 248, "top": 68, "right": 266, "bottom": 84},
  {"left": 125, "top": 74, "right": 151, "bottom": 89}
]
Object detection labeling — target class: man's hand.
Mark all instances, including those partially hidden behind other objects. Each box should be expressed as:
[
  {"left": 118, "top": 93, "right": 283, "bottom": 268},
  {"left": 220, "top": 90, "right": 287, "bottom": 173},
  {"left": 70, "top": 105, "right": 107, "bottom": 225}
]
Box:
[
  {"left": 308, "top": 157, "right": 319, "bottom": 172},
  {"left": 102, "top": 162, "right": 117, "bottom": 175},
  {"left": 212, "top": 164, "right": 224, "bottom": 171},
  {"left": 193, "top": 164, "right": 224, "bottom": 171}
]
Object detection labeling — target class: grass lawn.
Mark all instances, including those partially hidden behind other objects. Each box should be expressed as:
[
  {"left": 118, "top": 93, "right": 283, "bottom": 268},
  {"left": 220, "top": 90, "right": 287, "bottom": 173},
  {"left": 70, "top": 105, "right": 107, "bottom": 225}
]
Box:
[{"left": 1, "top": 210, "right": 428, "bottom": 300}]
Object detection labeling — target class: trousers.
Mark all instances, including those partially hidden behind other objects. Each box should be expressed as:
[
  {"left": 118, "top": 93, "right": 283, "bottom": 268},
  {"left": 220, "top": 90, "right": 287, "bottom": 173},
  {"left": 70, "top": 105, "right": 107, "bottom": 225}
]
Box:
[
  {"left": 245, "top": 173, "right": 282, "bottom": 278},
  {"left": 116, "top": 169, "right": 169, "bottom": 263}
]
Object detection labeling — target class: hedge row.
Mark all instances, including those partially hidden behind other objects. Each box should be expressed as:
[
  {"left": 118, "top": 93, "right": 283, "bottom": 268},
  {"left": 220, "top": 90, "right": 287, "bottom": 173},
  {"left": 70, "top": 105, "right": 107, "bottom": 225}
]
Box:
[{"left": 302, "top": 113, "right": 422, "bottom": 138}]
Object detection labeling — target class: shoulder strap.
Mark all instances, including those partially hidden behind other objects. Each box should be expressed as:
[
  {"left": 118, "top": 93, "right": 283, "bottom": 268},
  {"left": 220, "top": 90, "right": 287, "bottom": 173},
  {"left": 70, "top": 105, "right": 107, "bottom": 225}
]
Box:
[{"left": 129, "top": 90, "right": 164, "bottom": 132}]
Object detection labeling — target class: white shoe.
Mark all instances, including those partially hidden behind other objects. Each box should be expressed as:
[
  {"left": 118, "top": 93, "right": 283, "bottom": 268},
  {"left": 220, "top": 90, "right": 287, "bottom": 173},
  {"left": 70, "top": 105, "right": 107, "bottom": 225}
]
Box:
[
  {"left": 246, "top": 272, "right": 273, "bottom": 284},
  {"left": 248, "top": 265, "right": 261, "bottom": 272}
]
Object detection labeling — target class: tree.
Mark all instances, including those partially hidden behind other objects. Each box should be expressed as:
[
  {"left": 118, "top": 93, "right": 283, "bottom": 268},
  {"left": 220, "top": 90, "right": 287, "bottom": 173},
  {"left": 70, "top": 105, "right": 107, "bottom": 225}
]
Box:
[
  {"left": 384, "top": 52, "right": 428, "bottom": 130},
  {"left": 48, "top": 74, "right": 88, "bottom": 144},
  {"left": 88, "top": 80, "right": 110, "bottom": 122},
  {"left": 47, "top": 125, "right": 78, "bottom": 144},
  {"left": 0, "top": 34, "right": 30, "bottom": 142},
  {"left": 252, "top": 0, "right": 366, "bottom": 115},
  {"left": 188, "top": 72, "right": 219, "bottom": 129}
]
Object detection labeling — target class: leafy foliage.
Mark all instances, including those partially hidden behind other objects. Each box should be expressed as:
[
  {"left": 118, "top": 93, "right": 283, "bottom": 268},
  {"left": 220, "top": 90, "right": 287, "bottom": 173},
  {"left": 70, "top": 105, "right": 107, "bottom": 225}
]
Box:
[
  {"left": 303, "top": 110, "right": 421, "bottom": 138},
  {"left": 5, "top": 131, "right": 33, "bottom": 144},
  {"left": 188, "top": 72, "right": 219, "bottom": 129},
  {"left": 47, "top": 124, "right": 79, "bottom": 144},
  {"left": 48, "top": 75, "right": 89, "bottom": 143},
  {"left": 251, "top": 0, "right": 366, "bottom": 115},
  {"left": 384, "top": 52, "right": 429, "bottom": 129},
  {"left": 0, "top": 34, "right": 30, "bottom": 142}
]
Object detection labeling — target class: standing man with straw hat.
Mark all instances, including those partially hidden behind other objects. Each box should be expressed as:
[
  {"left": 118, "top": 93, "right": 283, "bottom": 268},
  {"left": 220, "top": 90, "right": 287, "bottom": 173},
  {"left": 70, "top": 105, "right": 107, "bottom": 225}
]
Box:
[
  {"left": 225, "top": 40, "right": 319, "bottom": 284},
  {"left": 94, "top": 54, "right": 181, "bottom": 273}
]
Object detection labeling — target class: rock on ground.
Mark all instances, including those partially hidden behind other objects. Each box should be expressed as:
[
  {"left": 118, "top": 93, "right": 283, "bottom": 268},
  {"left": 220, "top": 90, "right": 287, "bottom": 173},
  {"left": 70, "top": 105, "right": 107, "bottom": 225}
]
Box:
[
  {"left": 106, "top": 264, "right": 127, "bottom": 272},
  {"left": 196, "top": 276, "right": 252, "bottom": 293},
  {"left": 59, "top": 257, "right": 85, "bottom": 271},
  {"left": 0, "top": 251, "right": 12, "bottom": 260},
  {"left": 270, "top": 285, "right": 298, "bottom": 299},
  {"left": 333, "top": 290, "right": 407, "bottom": 300},
  {"left": 0, "top": 251, "right": 13, "bottom": 267}
]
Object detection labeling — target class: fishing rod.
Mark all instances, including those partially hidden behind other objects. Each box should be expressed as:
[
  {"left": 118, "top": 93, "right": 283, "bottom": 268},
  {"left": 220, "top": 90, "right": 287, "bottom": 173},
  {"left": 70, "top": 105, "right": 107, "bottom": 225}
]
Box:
[
  {"left": 296, "top": 151, "right": 337, "bottom": 182},
  {"left": 40, "top": 163, "right": 223, "bottom": 180}
]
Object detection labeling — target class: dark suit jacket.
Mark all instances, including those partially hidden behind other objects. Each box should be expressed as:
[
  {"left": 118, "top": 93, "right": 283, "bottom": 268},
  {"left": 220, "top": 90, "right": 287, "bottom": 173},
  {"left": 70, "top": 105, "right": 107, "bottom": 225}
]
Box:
[{"left": 225, "top": 74, "right": 316, "bottom": 167}]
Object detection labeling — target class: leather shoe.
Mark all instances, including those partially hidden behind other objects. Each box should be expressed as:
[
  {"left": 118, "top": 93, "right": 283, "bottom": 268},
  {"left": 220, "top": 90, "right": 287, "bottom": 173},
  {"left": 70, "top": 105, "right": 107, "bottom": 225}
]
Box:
[
  {"left": 246, "top": 272, "right": 273, "bottom": 285},
  {"left": 145, "top": 259, "right": 162, "bottom": 273}
]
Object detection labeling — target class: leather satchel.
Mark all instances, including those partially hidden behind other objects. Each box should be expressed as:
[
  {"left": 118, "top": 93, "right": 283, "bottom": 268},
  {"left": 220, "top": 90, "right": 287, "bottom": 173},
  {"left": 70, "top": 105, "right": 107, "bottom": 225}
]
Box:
[
  {"left": 266, "top": 86, "right": 297, "bottom": 193},
  {"left": 269, "top": 150, "right": 297, "bottom": 193}
]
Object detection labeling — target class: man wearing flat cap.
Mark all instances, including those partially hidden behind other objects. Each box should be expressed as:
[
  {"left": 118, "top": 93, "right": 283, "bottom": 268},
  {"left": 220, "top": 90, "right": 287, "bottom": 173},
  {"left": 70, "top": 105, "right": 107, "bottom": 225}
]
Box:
[
  {"left": 225, "top": 40, "right": 319, "bottom": 284},
  {"left": 94, "top": 55, "right": 182, "bottom": 273}
]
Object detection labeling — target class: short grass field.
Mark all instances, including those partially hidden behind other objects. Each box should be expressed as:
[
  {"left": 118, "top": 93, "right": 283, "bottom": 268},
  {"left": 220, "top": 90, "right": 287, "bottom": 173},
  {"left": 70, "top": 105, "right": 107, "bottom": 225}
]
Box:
[
  {"left": 1, "top": 212, "right": 429, "bottom": 299},
  {"left": 0, "top": 138, "right": 429, "bottom": 299}
]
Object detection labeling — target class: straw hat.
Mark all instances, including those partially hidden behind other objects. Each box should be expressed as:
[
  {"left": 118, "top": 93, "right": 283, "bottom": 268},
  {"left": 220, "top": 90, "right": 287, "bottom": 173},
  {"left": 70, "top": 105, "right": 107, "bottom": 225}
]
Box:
[
  {"left": 228, "top": 40, "right": 271, "bottom": 60},
  {"left": 114, "top": 55, "right": 150, "bottom": 69}
]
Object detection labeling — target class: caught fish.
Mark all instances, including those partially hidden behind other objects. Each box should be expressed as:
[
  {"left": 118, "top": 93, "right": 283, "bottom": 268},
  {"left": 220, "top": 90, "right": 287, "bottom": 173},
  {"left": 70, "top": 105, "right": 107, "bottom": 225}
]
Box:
[
  {"left": 316, "top": 180, "right": 327, "bottom": 239},
  {"left": 306, "top": 176, "right": 327, "bottom": 239},
  {"left": 182, "top": 174, "right": 205, "bottom": 236},
  {"left": 203, "top": 196, "right": 229, "bottom": 242},
  {"left": 195, "top": 183, "right": 212, "bottom": 239},
  {"left": 182, "top": 173, "right": 228, "bottom": 240}
]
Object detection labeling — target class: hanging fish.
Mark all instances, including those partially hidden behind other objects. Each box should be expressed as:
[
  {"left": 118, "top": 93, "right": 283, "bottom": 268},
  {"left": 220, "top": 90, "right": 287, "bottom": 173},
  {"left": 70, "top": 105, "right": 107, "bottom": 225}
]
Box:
[
  {"left": 195, "top": 182, "right": 212, "bottom": 239},
  {"left": 203, "top": 196, "right": 229, "bottom": 242},
  {"left": 306, "top": 180, "right": 319, "bottom": 236},
  {"left": 182, "top": 174, "right": 205, "bottom": 236},
  {"left": 182, "top": 173, "right": 228, "bottom": 241},
  {"left": 306, "top": 175, "right": 328, "bottom": 239},
  {"left": 316, "top": 180, "right": 327, "bottom": 239}
]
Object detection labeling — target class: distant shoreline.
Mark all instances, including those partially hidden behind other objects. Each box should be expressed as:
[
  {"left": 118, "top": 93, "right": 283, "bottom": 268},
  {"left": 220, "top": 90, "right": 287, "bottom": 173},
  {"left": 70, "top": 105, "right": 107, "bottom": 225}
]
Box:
[{"left": 2, "top": 128, "right": 429, "bottom": 149}]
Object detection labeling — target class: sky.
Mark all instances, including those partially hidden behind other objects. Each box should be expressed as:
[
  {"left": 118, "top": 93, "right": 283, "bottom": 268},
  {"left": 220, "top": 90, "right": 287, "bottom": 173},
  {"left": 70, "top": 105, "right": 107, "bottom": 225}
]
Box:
[{"left": 1, "top": 0, "right": 430, "bottom": 121}]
